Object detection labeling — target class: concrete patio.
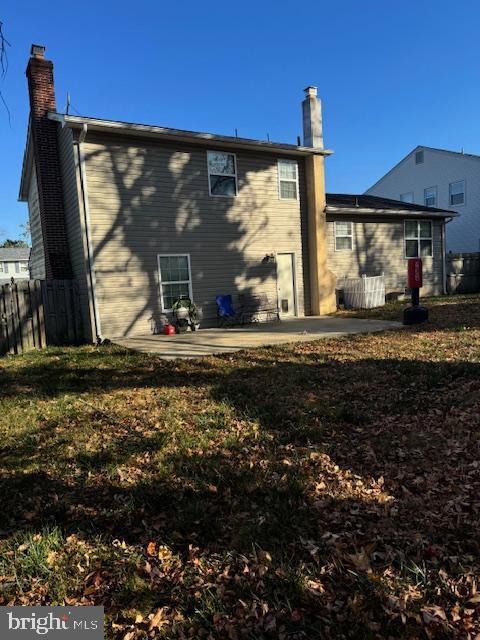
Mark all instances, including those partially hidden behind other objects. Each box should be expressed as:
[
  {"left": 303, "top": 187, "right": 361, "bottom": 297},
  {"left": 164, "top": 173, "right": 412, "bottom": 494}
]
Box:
[{"left": 113, "top": 316, "right": 401, "bottom": 359}]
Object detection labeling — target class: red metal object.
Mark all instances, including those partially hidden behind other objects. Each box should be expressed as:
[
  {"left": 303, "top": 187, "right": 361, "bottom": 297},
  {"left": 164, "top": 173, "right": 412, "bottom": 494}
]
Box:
[
  {"left": 408, "top": 258, "right": 423, "bottom": 289},
  {"left": 163, "top": 324, "right": 175, "bottom": 336}
]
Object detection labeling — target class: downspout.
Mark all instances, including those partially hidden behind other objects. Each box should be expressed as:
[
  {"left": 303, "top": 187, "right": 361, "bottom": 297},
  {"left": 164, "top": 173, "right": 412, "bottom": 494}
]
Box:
[
  {"left": 74, "top": 123, "right": 104, "bottom": 343},
  {"left": 442, "top": 216, "right": 453, "bottom": 296}
]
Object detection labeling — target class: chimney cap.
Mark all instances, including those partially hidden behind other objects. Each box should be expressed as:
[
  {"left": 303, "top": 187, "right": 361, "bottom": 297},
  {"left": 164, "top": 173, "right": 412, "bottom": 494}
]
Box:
[
  {"left": 30, "top": 44, "right": 46, "bottom": 58},
  {"left": 304, "top": 85, "right": 318, "bottom": 97}
]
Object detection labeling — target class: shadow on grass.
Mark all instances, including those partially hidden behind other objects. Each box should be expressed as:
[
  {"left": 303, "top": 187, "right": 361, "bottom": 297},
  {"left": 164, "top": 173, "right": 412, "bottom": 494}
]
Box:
[{"left": 1, "top": 341, "right": 480, "bottom": 636}]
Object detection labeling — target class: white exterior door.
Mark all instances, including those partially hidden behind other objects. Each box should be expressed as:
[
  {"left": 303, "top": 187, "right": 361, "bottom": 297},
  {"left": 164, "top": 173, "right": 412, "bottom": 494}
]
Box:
[{"left": 276, "top": 253, "right": 296, "bottom": 317}]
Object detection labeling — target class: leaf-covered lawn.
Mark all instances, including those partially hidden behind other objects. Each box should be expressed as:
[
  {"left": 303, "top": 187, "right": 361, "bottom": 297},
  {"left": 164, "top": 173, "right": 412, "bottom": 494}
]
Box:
[{"left": 1, "top": 294, "right": 480, "bottom": 639}]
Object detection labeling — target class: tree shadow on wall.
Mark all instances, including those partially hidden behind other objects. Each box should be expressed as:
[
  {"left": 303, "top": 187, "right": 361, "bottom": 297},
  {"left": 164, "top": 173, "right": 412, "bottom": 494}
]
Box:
[{"left": 84, "top": 138, "right": 305, "bottom": 336}]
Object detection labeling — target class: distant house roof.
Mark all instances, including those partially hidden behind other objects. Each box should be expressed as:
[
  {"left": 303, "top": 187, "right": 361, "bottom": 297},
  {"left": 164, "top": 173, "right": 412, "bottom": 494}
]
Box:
[
  {"left": 415, "top": 145, "right": 480, "bottom": 161},
  {"left": 0, "top": 247, "right": 31, "bottom": 261},
  {"left": 326, "top": 193, "right": 457, "bottom": 219},
  {"left": 366, "top": 145, "right": 480, "bottom": 193}
]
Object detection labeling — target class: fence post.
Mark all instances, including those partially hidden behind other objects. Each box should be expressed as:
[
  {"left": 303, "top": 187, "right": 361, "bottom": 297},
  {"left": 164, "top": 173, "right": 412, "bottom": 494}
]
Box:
[{"left": 0, "top": 285, "right": 8, "bottom": 356}]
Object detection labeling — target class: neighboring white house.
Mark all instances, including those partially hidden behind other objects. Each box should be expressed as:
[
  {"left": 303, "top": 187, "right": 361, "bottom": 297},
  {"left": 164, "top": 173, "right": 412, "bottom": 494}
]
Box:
[
  {"left": 0, "top": 247, "right": 31, "bottom": 283},
  {"left": 365, "top": 146, "right": 480, "bottom": 252}
]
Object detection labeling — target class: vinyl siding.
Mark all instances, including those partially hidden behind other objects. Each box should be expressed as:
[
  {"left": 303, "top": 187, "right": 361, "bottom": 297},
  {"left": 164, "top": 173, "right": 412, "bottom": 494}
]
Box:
[
  {"left": 326, "top": 215, "right": 444, "bottom": 296},
  {"left": 0, "top": 261, "right": 30, "bottom": 282},
  {"left": 57, "top": 127, "right": 94, "bottom": 341},
  {"left": 27, "top": 166, "right": 46, "bottom": 279},
  {"left": 366, "top": 148, "right": 479, "bottom": 252},
  {"left": 81, "top": 134, "right": 308, "bottom": 337}
]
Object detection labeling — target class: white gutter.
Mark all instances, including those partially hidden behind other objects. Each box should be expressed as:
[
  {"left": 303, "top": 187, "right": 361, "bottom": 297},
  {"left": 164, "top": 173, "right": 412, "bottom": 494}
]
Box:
[
  {"left": 73, "top": 122, "right": 104, "bottom": 343},
  {"left": 48, "top": 112, "right": 332, "bottom": 158},
  {"left": 326, "top": 206, "right": 458, "bottom": 218}
]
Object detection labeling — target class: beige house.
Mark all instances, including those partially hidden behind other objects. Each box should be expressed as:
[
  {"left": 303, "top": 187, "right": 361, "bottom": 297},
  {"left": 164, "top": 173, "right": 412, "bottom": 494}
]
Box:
[
  {"left": 325, "top": 194, "right": 454, "bottom": 297},
  {"left": 19, "top": 45, "right": 455, "bottom": 342}
]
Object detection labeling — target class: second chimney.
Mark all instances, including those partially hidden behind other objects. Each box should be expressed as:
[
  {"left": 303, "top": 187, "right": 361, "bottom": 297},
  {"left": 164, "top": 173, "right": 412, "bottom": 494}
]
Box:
[{"left": 302, "top": 86, "right": 323, "bottom": 148}]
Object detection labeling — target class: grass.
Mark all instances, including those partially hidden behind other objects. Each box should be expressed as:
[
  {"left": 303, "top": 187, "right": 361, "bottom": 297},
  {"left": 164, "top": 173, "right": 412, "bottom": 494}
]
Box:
[{"left": 1, "top": 293, "right": 480, "bottom": 638}]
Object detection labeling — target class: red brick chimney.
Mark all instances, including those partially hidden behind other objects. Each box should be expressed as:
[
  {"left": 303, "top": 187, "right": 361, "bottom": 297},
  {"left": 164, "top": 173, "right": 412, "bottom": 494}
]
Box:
[{"left": 26, "top": 44, "right": 72, "bottom": 279}]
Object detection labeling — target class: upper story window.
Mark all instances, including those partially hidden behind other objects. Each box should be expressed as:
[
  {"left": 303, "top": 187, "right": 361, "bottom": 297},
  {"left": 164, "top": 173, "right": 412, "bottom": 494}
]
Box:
[
  {"left": 207, "top": 151, "right": 237, "bottom": 197},
  {"left": 400, "top": 192, "right": 414, "bottom": 203},
  {"left": 278, "top": 160, "right": 298, "bottom": 199},
  {"left": 449, "top": 180, "right": 465, "bottom": 206},
  {"left": 424, "top": 186, "right": 437, "bottom": 207},
  {"left": 0, "top": 263, "right": 4, "bottom": 273},
  {"left": 405, "top": 220, "right": 432, "bottom": 258},
  {"left": 20, "top": 262, "right": 29, "bottom": 272},
  {"left": 415, "top": 150, "right": 424, "bottom": 164},
  {"left": 334, "top": 221, "right": 353, "bottom": 251}
]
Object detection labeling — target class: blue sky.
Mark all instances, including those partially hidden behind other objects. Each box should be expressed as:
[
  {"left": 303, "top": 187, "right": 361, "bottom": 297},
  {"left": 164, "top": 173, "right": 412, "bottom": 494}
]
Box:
[{"left": 1, "top": 0, "right": 479, "bottom": 240}]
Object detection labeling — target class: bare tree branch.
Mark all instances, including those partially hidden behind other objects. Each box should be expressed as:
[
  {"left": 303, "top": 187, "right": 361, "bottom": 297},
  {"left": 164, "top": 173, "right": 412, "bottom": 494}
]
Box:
[{"left": 0, "top": 21, "right": 11, "bottom": 124}]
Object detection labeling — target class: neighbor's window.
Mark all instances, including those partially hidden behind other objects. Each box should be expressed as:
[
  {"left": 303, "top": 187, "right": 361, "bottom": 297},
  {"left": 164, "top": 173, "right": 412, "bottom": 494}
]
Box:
[
  {"left": 335, "top": 221, "right": 353, "bottom": 251},
  {"left": 424, "top": 186, "right": 437, "bottom": 207},
  {"left": 158, "top": 254, "right": 192, "bottom": 311},
  {"left": 449, "top": 180, "right": 465, "bottom": 206},
  {"left": 0, "top": 263, "right": 4, "bottom": 273},
  {"left": 207, "top": 151, "right": 237, "bottom": 197},
  {"left": 278, "top": 160, "right": 298, "bottom": 199},
  {"left": 400, "top": 192, "right": 414, "bottom": 203},
  {"left": 404, "top": 220, "right": 433, "bottom": 258},
  {"left": 415, "top": 150, "right": 424, "bottom": 164},
  {"left": 20, "top": 262, "right": 28, "bottom": 272}
]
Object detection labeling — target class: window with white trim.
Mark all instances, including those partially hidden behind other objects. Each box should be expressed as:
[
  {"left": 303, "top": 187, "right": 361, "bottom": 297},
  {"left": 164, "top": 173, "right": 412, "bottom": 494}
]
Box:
[
  {"left": 207, "top": 151, "right": 237, "bottom": 196},
  {"left": 404, "top": 220, "right": 432, "bottom": 258},
  {"left": 424, "top": 186, "right": 437, "bottom": 207},
  {"left": 0, "top": 263, "right": 4, "bottom": 273},
  {"left": 449, "top": 180, "right": 465, "bottom": 205},
  {"left": 400, "top": 192, "right": 414, "bottom": 203},
  {"left": 20, "top": 262, "right": 28, "bottom": 272},
  {"left": 334, "top": 221, "right": 353, "bottom": 251},
  {"left": 158, "top": 255, "right": 192, "bottom": 311},
  {"left": 278, "top": 160, "right": 298, "bottom": 199}
]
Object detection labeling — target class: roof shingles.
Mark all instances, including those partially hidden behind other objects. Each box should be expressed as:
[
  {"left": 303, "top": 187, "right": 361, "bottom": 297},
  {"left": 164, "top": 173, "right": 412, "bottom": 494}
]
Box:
[
  {"left": 326, "top": 194, "right": 457, "bottom": 217},
  {"left": 0, "top": 248, "right": 31, "bottom": 261}
]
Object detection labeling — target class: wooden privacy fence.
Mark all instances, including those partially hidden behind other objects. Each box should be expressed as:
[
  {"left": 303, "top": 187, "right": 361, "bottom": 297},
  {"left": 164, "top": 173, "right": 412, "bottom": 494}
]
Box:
[
  {"left": 446, "top": 253, "right": 480, "bottom": 294},
  {"left": 0, "top": 279, "right": 83, "bottom": 356}
]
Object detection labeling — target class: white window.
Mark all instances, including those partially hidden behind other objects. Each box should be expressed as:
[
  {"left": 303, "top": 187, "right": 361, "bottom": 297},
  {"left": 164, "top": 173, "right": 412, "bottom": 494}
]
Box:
[
  {"left": 424, "top": 186, "right": 437, "bottom": 207},
  {"left": 0, "top": 263, "right": 3, "bottom": 273},
  {"left": 404, "top": 220, "right": 433, "bottom": 258},
  {"left": 20, "top": 262, "right": 28, "bottom": 272},
  {"left": 449, "top": 180, "right": 465, "bottom": 206},
  {"left": 158, "top": 254, "right": 193, "bottom": 312},
  {"left": 278, "top": 160, "right": 298, "bottom": 199},
  {"left": 400, "top": 192, "right": 414, "bottom": 203},
  {"left": 415, "top": 150, "right": 424, "bottom": 164},
  {"left": 334, "top": 221, "right": 353, "bottom": 251},
  {"left": 207, "top": 151, "right": 237, "bottom": 197}
]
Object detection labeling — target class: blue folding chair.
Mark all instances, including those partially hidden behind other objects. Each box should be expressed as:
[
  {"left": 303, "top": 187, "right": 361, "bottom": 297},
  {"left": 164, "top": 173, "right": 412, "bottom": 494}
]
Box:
[{"left": 216, "top": 294, "right": 241, "bottom": 327}]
